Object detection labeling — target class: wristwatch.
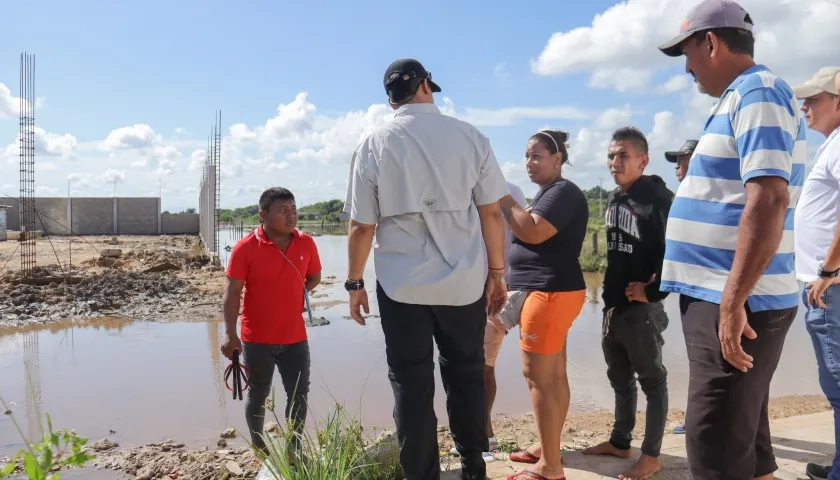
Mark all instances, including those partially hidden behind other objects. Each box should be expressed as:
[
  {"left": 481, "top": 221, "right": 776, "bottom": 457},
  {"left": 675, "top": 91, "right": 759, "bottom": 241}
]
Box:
[
  {"left": 344, "top": 278, "right": 365, "bottom": 291},
  {"left": 818, "top": 264, "right": 840, "bottom": 279}
]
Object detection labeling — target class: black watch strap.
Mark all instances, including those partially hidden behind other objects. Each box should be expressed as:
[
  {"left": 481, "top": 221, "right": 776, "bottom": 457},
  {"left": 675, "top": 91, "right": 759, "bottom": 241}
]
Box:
[
  {"left": 818, "top": 265, "right": 840, "bottom": 278},
  {"left": 344, "top": 279, "right": 365, "bottom": 291}
]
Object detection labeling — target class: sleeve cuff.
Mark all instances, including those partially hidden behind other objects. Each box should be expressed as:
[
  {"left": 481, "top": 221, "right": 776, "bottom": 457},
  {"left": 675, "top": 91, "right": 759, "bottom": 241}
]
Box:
[{"left": 742, "top": 168, "right": 791, "bottom": 185}]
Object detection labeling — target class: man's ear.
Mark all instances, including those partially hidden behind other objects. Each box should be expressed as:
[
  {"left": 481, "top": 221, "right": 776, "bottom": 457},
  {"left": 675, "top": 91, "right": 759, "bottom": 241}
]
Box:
[{"left": 707, "top": 32, "right": 718, "bottom": 58}]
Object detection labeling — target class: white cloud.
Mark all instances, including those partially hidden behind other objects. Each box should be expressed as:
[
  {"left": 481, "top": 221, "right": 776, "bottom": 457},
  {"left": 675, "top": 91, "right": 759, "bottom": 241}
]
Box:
[
  {"left": 588, "top": 68, "right": 652, "bottom": 93},
  {"left": 100, "top": 124, "right": 159, "bottom": 151},
  {"left": 0, "top": 83, "right": 42, "bottom": 118},
  {"left": 656, "top": 75, "right": 691, "bottom": 94},
  {"left": 35, "top": 185, "right": 58, "bottom": 195},
  {"left": 592, "top": 104, "right": 633, "bottom": 130},
  {"left": 265, "top": 161, "right": 290, "bottom": 172},
  {"left": 439, "top": 97, "right": 593, "bottom": 127},
  {"left": 2, "top": 126, "right": 78, "bottom": 160},
  {"left": 531, "top": 0, "right": 840, "bottom": 90},
  {"left": 99, "top": 169, "right": 126, "bottom": 184}
]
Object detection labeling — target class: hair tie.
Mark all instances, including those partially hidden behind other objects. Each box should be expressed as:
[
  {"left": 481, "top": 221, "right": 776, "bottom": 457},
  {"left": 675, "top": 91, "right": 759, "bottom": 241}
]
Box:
[{"left": 536, "top": 130, "right": 560, "bottom": 153}]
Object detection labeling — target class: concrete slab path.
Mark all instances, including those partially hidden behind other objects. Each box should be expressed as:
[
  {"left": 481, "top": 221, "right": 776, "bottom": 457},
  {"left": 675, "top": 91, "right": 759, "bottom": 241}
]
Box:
[{"left": 442, "top": 411, "right": 834, "bottom": 479}]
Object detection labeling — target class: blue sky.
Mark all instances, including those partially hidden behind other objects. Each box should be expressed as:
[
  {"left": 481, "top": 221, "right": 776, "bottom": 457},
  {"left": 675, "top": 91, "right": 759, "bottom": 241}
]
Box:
[{"left": 0, "top": 0, "right": 838, "bottom": 211}]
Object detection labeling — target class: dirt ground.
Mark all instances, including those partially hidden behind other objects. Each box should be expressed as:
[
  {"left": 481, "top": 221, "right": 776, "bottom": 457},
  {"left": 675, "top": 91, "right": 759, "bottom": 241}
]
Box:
[
  {"left": 0, "top": 394, "right": 828, "bottom": 480},
  {"left": 436, "top": 394, "right": 832, "bottom": 455},
  {"left": 0, "top": 234, "right": 335, "bottom": 330}
]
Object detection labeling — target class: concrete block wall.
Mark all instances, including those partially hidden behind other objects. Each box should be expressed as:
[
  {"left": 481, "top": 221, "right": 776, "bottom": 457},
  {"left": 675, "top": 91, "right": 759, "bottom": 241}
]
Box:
[
  {"left": 2, "top": 197, "right": 201, "bottom": 236},
  {"left": 162, "top": 213, "right": 200, "bottom": 234},
  {"left": 71, "top": 198, "right": 113, "bottom": 234},
  {"left": 117, "top": 197, "right": 160, "bottom": 235}
]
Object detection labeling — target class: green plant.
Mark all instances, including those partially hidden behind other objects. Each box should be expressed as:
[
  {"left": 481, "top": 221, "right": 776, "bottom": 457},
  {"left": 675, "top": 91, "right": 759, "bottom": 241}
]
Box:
[
  {"left": 245, "top": 389, "right": 400, "bottom": 480},
  {"left": 495, "top": 438, "right": 521, "bottom": 454},
  {"left": 0, "top": 397, "right": 94, "bottom": 480}
]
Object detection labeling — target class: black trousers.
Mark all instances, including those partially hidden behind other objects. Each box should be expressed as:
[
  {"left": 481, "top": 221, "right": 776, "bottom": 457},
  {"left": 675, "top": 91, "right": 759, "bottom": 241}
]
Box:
[
  {"left": 243, "top": 340, "right": 311, "bottom": 453},
  {"left": 680, "top": 295, "right": 796, "bottom": 480},
  {"left": 602, "top": 302, "right": 669, "bottom": 457},
  {"left": 377, "top": 282, "right": 488, "bottom": 480}
]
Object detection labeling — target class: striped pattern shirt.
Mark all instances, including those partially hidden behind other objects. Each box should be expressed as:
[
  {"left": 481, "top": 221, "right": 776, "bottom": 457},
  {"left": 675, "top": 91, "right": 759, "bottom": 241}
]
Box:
[{"left": 660, "top": 65, "right": 806, "bottom": 312}]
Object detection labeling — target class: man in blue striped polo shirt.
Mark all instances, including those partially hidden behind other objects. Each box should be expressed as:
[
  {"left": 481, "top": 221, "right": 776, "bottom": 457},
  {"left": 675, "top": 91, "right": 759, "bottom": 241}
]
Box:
[{"left": 658, "top": 1, "right": 806, "bottom": 478}]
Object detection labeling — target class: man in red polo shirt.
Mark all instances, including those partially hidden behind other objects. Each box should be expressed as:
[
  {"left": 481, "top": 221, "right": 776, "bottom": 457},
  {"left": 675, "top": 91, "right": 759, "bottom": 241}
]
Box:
[{"left": 221, "top": 187, "right": 322, "bottom": 456}]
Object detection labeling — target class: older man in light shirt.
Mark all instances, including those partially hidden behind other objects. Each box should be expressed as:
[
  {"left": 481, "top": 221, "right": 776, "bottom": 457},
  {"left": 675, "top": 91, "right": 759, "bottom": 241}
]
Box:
[{"left": 793, "top": 66, "right": 840, "bottom": 480}]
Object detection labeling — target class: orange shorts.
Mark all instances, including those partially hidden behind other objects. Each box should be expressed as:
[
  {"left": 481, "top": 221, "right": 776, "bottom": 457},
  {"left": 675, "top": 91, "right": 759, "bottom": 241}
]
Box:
[{"left": 519, "top": 290, "right": 586, "bottom": 354}]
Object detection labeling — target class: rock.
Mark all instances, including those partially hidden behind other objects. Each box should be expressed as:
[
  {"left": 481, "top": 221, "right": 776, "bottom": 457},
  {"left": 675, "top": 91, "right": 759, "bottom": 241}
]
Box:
[
  {"left": 364, "top": 429, "right": 400, "bottom": 477},
  {"left": 264, "top": 422, "right": 281, "bottom": 434},
  {"left": 143, "top": 260, "right": 180, "bottom": 273},
  {"left": 305, "top": 316, "right": 330, "bottom": 327},
  {"left": 217, "top": 439, "right": 227, "bottom": 448},
  {"left": 100, "top": 249, "right": 122, "bottom": 258},
  {"left": 135, "top": 465, "right": 155, "bottom": 480},
  {"left": 220, "top": 428, "right": 236, "bottom": 439},
  {"left": 225, "top": 461, "right": 243, "bottom": 476},
  {"left": 91, "top": 438, "right": 119, "bottom": 451}
]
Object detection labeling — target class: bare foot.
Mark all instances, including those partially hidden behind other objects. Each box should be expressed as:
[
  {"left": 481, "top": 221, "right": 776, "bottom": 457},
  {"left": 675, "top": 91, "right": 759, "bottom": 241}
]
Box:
[
  {"left": 618, "top": 454, "right": 661, "bottom": 480},
  {"left": 510, "top": 459, "right": 565, "bottom": 480},
  {"left": 581, "top": 441, "right": 632, "bottom": 459}
]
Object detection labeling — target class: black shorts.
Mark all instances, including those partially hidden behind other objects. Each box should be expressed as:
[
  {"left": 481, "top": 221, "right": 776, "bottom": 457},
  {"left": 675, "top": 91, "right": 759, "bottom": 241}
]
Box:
[{"left": 680, "top": 295, "right": 796, "bottom": 479}]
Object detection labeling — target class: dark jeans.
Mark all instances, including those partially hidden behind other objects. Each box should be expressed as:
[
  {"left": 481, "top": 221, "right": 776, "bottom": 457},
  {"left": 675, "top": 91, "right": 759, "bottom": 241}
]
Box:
[
  {"left": 680, "top": 295, "right": 796, "bottom": 480},
  {"left": 803, "top": 283, "right": 840, "bottom": 480},
  {"left": 602, "top": 302, "right": 669, "bottom": 457},
  {"left": 377, "top": 282, "right": 488, "bottom": 480},
  {"left": 243, "top": 340, "right": 311, "bottom": 453}
]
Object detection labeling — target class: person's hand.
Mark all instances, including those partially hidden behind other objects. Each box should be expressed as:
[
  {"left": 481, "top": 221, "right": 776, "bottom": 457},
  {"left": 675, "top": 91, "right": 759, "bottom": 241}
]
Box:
[
  {"left": 806, "top": 277, "right": 840, "bottom": 308},
  {"left": 719, "top": 303, "right": 756, "bottom": 372},
  {"left": 349, "top": 289, "right": 369, "bottom": 326},
  {"left": 625, "top": 282, "right": 649, "bottom": 303},
  {"left": 221, "top": 332, "right": 243, "bottom": 360},
  {"left": 485, "top": 274, "right": 507, "bottom": 316},
  {"left": 625, "top": 273, "right": 655, "bottom": 303}
]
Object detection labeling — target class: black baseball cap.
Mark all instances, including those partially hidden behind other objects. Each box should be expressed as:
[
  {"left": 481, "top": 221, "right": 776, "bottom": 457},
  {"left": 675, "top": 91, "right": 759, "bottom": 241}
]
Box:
[
  {"left": 665, "top": 140, "right": 698, "bottom": 163},
  {"left": 383, "top": 58, "right": 442, "bottom": 105}
]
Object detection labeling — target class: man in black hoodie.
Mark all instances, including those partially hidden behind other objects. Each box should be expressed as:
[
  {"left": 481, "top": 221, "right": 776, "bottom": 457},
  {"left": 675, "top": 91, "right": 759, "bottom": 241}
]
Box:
[{"left": 582, "top": 126, "right": 673, "bottom": 480}]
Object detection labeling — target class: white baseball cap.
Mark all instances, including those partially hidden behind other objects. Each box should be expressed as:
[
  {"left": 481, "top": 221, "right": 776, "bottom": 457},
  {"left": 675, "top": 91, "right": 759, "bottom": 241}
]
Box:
[{"left": 793, "top": 67, "right": 840, "bottom": 99}]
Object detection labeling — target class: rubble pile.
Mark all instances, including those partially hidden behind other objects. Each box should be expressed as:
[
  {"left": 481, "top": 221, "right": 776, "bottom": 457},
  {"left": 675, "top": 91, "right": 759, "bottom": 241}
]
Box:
[
  {"left": 87, "top": 440, "right": 261, "bottom": 480},
  {"left": 0, "top": 265, "right": 203, "bottom": 326}
]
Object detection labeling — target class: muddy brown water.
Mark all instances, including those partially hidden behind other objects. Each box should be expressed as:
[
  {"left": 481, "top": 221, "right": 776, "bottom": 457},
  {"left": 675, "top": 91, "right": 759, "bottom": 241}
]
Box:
[{"left": 0, "top": 234, "right": 821, "bottom": 457}]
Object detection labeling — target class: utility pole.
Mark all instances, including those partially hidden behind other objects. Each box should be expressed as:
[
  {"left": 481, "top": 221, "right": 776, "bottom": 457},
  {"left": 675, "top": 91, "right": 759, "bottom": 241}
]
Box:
[{"left": 598, "top": 177, "right": 605, "bottom": 220}]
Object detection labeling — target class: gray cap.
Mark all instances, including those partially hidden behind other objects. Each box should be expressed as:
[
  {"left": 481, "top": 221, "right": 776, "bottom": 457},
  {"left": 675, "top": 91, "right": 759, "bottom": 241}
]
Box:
[{"left": 658, "top": 0, "right": 754, "bottom": 57}]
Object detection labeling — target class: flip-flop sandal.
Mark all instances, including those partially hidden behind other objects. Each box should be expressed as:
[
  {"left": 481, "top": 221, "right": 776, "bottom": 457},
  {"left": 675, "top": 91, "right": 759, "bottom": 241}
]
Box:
[
  {"left": 509, "top": 450, "right": 540, "bottom": 463},
  {"left": 507, "top": 470, "right": 565, "bottom": 480}
]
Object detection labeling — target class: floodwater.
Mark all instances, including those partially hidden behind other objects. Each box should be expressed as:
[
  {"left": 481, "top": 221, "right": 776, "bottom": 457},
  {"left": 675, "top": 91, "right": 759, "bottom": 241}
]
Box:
[{"left": 0, "top": 233, "right": 821, "bottom": 457}]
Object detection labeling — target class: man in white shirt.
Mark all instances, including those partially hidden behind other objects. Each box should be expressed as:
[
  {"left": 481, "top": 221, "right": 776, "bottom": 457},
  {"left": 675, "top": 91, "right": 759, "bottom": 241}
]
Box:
[
  {"left": 793, "top": 66, "right": 840, "bottom": 480},
  {"left": 343, "top": 58, "right": 509, "bottom": 480}
]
